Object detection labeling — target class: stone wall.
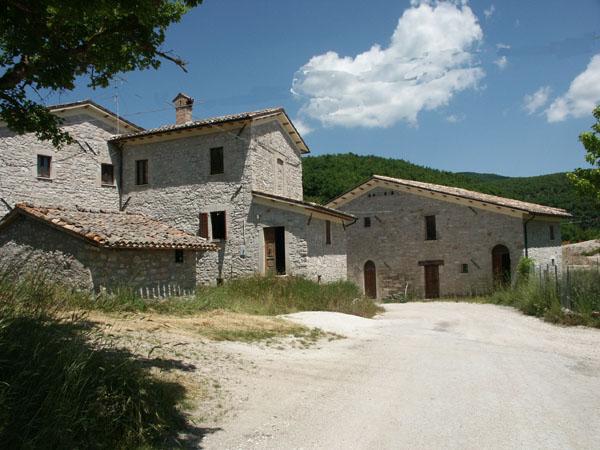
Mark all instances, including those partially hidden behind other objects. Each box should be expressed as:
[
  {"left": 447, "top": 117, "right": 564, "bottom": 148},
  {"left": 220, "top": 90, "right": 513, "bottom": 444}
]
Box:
[
  {"left": 0, "top": 215, "right": 202, "bottom": 297},
  {"left": 338, "top": 187, "right": 527, "bottom": 298},
  {"left": 526, "top": 219, "right": 563, "bottom": 272},
  {"left": 0, "top": 114, "right": 121, "bottom": 218},
  {"left": 249, "top": 120, "right": 304, "bottom": 201}
]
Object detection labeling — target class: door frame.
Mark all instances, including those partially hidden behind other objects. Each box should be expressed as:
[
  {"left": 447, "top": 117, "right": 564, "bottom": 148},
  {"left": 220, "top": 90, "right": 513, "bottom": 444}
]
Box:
[
  {"left": 263, "top": 226, "right": 286, "bottom": 275},
  {"left": 419, "top": 260, "right": 444, "bottom": 299},
  {"left": 363, "top": 260, "right": 377, "bottom": 299}
]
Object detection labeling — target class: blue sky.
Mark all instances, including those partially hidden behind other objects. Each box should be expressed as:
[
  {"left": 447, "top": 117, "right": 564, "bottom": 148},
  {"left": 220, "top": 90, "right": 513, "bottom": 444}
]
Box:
[{"left": 47, "top": 0, "right": 600, "bottom": 177}]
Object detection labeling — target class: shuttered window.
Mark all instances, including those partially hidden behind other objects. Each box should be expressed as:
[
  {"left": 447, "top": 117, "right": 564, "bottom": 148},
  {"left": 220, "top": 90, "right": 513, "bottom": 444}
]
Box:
[
  {"left": 425, "top": 215, "right": 437, "bottom": 240},
  {"left": 325, "top": 220, "right": 331, "bottom": 245},
  {"left": 198, "top": 212, "right": 209, "bottom": 239}
]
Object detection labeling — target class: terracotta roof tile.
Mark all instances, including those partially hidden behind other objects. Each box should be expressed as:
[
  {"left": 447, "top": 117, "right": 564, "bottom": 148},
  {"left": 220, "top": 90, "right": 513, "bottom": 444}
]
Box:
[{"left": 5, "top": 204, "right": 217, "bottom": 251}]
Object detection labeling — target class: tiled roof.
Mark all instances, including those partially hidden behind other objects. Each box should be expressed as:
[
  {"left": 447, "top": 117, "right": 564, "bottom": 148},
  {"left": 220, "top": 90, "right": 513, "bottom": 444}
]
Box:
[
  {"left": 109, "top": 107, "right": 310, "bottom": 153},
  {"left": 49, "top": 99, "right": 143, "bottom": 132},
  {"left": 111, "top": 107, "right": 281, "bottom": 140},
  {"left": 3, "top": 204, "right": 217, "bottom": 251},
  {"left": 252, "top": 191, "right": 355, "bottom": 221},
  {"left": 329, "top": 175, "right": 572, "bottom": 218}
]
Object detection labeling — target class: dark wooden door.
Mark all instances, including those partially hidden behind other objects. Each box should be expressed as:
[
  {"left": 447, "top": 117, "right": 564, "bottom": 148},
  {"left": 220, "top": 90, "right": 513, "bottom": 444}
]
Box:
[
  {"left": 424, "top": 265, "right": 440, "bottom": 298},
  {"left": 364, "top": 260, "right": 377, "bottom": 298},
  {"left": 492, "top": 245, "right": 511, "bottom": 286},
  {"left": 264, "top": 228, "right": 276, "bottom": 274}
]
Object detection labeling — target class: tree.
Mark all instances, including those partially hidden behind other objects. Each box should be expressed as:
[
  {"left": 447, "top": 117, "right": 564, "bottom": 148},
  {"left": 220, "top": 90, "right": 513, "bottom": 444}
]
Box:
[
  {"left": 568, "top": 106, "right": 600, "bottom": 205},
  {"left": 0, "top": 0, "right": 202, "bottom": 147}
]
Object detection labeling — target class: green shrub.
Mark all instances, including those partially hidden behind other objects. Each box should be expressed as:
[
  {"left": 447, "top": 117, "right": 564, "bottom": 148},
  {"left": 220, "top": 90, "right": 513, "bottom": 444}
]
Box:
[{"left": 516, "top": 257, "right": 535, "bottom": 284}]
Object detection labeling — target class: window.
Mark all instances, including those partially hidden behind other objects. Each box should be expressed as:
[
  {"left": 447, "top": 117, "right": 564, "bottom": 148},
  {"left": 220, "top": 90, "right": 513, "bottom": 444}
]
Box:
[
  {"left": 37, "top": 155, "right": 51, "bottom": 178},
  {"left": 210, "top": 211, "right": 226, "bottom": 240},
  {"left": 135, "top": 159, "right": 148, "bottom": 185},
  {"left": 461, "top": 264, "right": 469, "bottom": 274},
  {"left": 364, "top": 217, "right": 371, "bottom": 228},
  {"left": 549, "top": 225, "right": 555, "bottom": 241},
  {"left": 325, "top": 220, "right": 331, "bottom": 245},
  {"left": 425, "top": 215, "right": 437, "bottom": 240},
  {"left": 101, "top": 163, "right": 114, "bottom": 185},
  {"left": 210, "top": 147, "right": 224, "bottom": 175},
  {"left": 175, "top": 249, "right": 184, "bottom": 264}
]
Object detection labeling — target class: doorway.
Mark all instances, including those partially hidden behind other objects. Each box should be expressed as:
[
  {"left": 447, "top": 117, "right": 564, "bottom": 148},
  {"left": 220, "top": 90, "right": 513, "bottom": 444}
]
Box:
[
  {"left": 492, "top": 244, "right": 511, "bottom": 286},
  {"left": 364, "top": 260, "right": 377, "bottom": 298},
  {"left": 424, "top": 264, "right": 440, "bottom": 298},
  {"left": 264, "top": 227, "right": 286, "bottom": 275}
]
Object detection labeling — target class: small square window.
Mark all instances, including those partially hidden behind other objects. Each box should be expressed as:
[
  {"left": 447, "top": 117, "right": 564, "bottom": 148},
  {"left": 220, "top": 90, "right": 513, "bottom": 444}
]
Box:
[
  {"left": 364, "top": 217, "right": 371, "bottom": 228},
  {"left": 101, "top": 163, "right": 114, "bottom": 185},
  {"left": 175, "top": 249, "right": 184, "bottom": 264},
  {"left": 37, "top": 155, "right": 52, "bottom": 178},
  {"left": 461, "top": 264, "right": 469, "bottom": 274},
  {"left": 210, "top": 147, "right": 224, "bottom": 175},
  {"left": 135, "top": 159, "right": 148, "bottom": 185}
]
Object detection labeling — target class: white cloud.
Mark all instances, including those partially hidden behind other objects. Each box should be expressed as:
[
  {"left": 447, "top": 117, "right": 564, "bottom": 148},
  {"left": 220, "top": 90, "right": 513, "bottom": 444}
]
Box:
[
  {"left": 293, "top": 118, "right": 313, "bottom": 136},
  {"left": 291, "top": 0, "right": 484, "bottom": 129},
  {"left": 523, "top": 86, "right": 551, "bottom": 115},
  {"left": 494, "top": 55, "right": 508, "bottom": 70},
  {"left": 446, "top": 113, "right": 465, "bottom": 123},
  {"left": 546, "top": 54, "right": 600, "bottom": 122},
  {"left": 496, "top": 43, "right": 510, "bottom": 50},
  {"left": 483, "top": 4, "right": 495, "bottom": 19}
]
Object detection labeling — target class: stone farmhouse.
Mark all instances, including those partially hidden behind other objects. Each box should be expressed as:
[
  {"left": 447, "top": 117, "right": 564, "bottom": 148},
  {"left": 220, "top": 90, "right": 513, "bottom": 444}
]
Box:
[
  {"left": 0, "top": 94, "right": 571, "bottom": 299},
  {"left": 0, "top": 95, "right": 352, "bottom": 296},
  {"left": 328, "top": 175, "right": 571, "bottom": 299}
]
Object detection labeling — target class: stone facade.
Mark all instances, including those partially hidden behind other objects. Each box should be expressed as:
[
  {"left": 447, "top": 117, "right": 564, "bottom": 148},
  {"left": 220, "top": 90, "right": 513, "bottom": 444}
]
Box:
[
  {"left": 0, "top": 215, "right": 202, "bottom": 297},
  {"left": 119, "top": 118, "right": 347, "bottom": 284},
  {"left": 338, "top": 186, "right": 563, "bottom": 298},
  {"left": 0, "top": 114, "right": 122, "bottom": 218}
]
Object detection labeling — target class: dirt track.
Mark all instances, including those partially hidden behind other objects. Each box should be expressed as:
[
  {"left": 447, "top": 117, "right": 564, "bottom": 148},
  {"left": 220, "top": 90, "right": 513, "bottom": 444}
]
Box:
[{"left": 200, "top": 303, "right": 600, "bottom": 449}]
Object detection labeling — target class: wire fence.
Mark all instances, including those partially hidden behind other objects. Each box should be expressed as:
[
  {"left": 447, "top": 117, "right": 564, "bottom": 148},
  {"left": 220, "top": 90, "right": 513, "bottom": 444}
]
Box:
[{"left": 534, "top": 262, "right": 600, "bottom": 311}]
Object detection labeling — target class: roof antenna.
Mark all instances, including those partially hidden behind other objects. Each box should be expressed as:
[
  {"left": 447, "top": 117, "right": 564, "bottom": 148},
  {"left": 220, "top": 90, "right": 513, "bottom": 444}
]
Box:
[{"left": 114, "top": 82, "right": 120, "bottom": 135}]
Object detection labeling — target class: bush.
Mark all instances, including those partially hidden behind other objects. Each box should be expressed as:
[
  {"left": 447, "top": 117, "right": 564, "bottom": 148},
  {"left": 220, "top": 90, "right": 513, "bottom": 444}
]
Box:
[
  {"left": 0, "top": 275, "right": 191, "bottom": 449},
  {"left": 516, "top": 257, "right": 535, "bottom": 284}
]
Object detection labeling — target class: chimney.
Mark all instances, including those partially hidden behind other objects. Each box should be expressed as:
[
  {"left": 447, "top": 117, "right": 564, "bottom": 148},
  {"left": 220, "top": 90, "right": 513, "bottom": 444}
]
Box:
[{"left": 172, "top": 93, "right": 194, "bottom": 124}]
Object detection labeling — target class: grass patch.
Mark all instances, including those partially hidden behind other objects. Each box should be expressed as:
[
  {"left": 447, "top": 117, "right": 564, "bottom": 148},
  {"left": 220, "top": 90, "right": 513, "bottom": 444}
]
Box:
[
  {"left": 475, "top": 269, "right": 600, "bottom": 328},
  {"left": 71, "top": 275, "right": 383, "bottom": 319},
  {"left": 0, "top": 273, "right": 195, "bottom": 448},
  {"left": 582, "top": 247, "right": 600, "bottom": 257}
]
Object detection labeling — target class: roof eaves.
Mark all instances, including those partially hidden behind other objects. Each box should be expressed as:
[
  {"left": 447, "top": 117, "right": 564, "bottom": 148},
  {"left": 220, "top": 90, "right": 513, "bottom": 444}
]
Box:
[
  {"left": 49, "top": 99, "right": 144, "bottom": 132},
  {"left": 252, "top": 191, "right": 355, "bottom": 221}
]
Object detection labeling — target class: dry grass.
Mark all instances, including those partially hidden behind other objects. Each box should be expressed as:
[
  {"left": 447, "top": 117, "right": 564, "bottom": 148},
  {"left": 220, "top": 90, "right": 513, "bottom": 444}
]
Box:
[{"left": 87, "top": 309, "right": 327, "bottom": 343}]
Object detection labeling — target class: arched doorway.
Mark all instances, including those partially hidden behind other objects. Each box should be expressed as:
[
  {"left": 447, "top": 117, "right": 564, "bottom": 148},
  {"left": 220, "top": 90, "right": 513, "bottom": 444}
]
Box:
[
  {"left": 492, "top": 245, "right": 511, "bottom": 286},
  {"left": 364, "top": 260, "right": 377, "bottom": 299}
]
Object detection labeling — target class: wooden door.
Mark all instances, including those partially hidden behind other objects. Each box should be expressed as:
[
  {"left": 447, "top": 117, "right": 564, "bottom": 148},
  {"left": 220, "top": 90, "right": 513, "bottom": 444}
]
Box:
[
  {"left": 492, "top": 245, "right": 511, "bottom": 286},
  {"left": 424, "top": 265, "right": 440, "bottom": 298},
  {"left": 264, "top": 228, "right": 276, "bottom": 274},
  {"left": 364, "top": 260, "right": 377, "bottom": 298}
]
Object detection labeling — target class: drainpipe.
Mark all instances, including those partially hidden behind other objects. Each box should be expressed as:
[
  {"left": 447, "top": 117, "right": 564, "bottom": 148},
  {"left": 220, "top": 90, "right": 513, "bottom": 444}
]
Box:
[{"left": 523, "top": 213, "right": 536, "bottom": 258}]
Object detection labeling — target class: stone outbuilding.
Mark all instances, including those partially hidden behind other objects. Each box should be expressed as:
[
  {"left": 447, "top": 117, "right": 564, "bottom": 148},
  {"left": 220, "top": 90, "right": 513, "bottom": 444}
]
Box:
[
  {"left": 0, "top": 203, "right": 217, "bottom": 297},
  {"left": 328, "top": 175, "right": 571, "bottom": 299}
]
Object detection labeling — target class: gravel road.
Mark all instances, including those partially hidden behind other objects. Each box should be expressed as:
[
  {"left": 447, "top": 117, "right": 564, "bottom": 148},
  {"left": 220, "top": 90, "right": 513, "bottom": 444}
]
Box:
[{"left": 201, "top": 303, "right": 600, "bottom": 449}]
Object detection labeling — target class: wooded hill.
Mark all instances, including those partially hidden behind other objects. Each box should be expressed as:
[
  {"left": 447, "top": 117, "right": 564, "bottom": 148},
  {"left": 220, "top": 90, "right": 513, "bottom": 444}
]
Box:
[{"left": 302, "top": 153, "right": 600, "bottom": 242}]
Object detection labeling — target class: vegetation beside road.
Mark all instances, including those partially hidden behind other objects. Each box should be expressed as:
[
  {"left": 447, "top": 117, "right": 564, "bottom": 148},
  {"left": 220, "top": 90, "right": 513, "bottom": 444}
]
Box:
[
  {"left": 0, "top": 272, "right": 378, "bottom": 448},
  {"left": 0, "top": 273, "right": 191, "bottom": 449},
  {"left": 69, "top": 275, "right": 383, "bottom": 319}
]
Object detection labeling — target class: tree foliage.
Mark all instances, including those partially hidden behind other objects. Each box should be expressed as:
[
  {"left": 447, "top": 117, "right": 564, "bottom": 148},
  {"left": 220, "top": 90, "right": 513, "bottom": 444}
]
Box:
[
  {"left": 302, "top": 153, "right": 600, "bottom": 242},
  {"left": 0, "top": 0, "right": 202, "bottom": 146},
  {"left": 568, "top": 106, "right": 600, "bottom": 205}
]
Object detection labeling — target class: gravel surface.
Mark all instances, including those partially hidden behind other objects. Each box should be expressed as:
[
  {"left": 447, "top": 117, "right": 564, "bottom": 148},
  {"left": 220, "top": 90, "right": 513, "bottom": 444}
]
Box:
[{"left": 201, "top": 303, "right": 600, "bottom": 450}]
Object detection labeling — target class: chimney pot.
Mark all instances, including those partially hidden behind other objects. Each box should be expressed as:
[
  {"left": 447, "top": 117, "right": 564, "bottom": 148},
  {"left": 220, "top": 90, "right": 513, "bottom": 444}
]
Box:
[{"left": 172, "top": 93, "right": 194, "bottom": 124}]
